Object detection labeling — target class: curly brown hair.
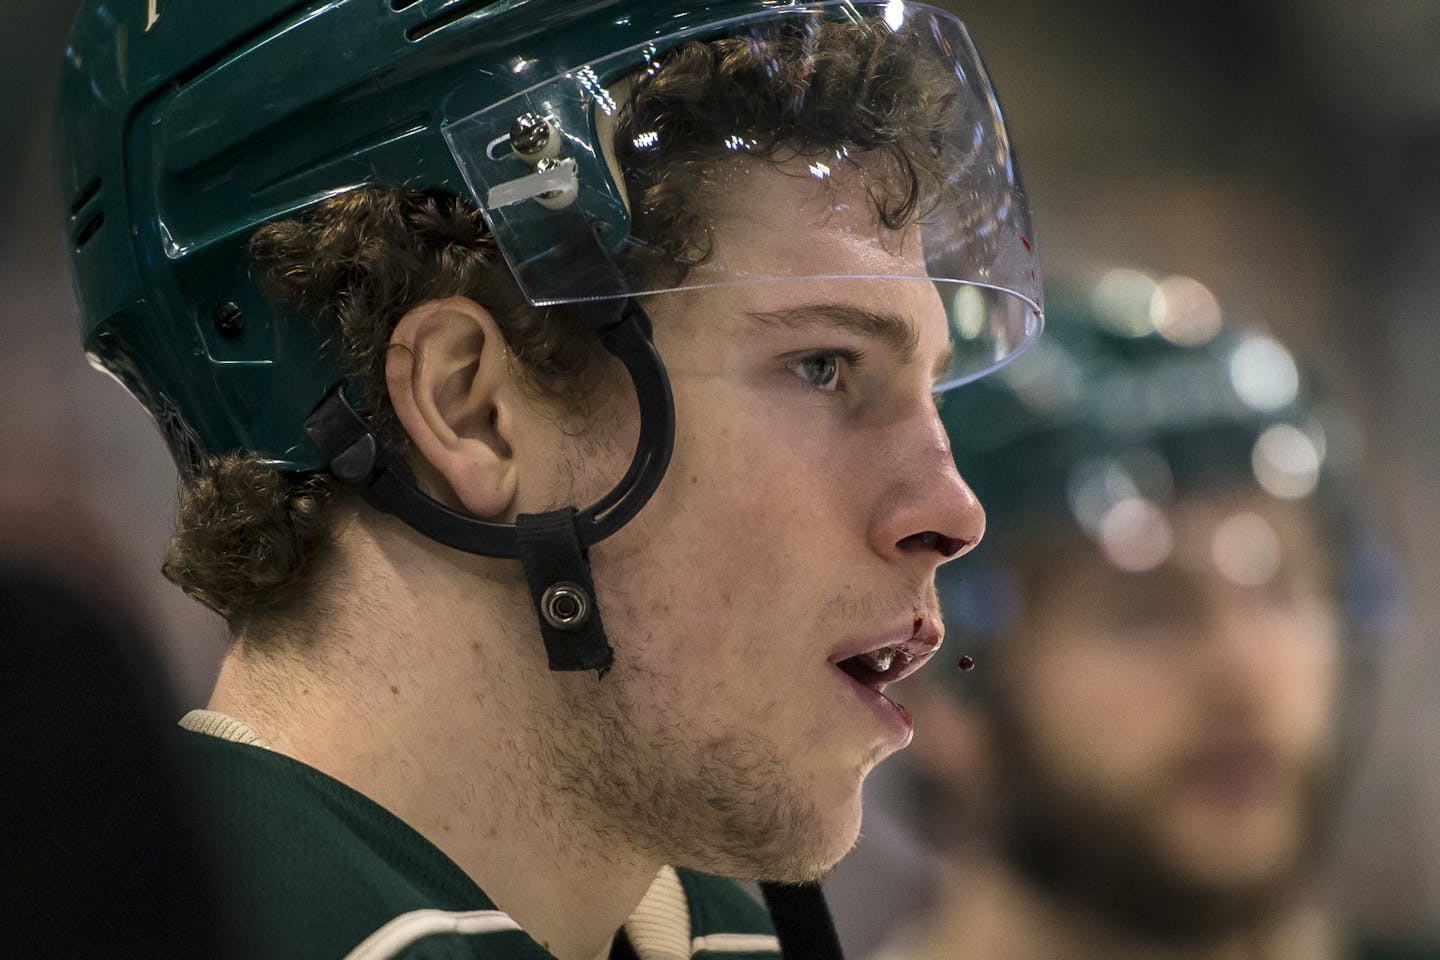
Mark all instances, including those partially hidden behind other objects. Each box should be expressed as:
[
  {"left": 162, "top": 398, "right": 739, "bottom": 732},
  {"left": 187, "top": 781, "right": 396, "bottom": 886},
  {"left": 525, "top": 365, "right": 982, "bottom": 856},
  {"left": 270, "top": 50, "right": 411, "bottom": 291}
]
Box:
[
  {"left": 163, "top": 190, "right": 612, "bottom": 625},
  {"left": 166, "top": 15, "right": 967, "bottom": 633},
  {"left": 619, "top": 16, "right": 965, "bottom": 283}
]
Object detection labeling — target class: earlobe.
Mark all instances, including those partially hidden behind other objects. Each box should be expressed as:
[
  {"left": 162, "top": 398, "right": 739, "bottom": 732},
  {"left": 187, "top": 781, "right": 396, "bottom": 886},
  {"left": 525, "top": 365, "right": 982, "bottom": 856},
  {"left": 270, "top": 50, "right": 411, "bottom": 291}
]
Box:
[{"left": 386, "top": 297, "right": 518, "bottom": 519}]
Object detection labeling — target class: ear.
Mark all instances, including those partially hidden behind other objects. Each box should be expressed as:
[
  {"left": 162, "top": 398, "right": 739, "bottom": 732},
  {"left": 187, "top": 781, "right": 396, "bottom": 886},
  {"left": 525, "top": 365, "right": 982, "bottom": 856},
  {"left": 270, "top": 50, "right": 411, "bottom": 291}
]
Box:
[{"left": 386, "top": 296, "right": 518, "bottom": 519}]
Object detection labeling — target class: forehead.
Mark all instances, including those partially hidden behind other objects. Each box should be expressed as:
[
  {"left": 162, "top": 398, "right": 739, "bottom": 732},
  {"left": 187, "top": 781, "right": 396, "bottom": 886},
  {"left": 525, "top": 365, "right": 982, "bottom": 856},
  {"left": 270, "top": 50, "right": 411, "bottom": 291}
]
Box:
[
  {"left": 696, "top": 156, "right": 929, "bottom": 280},
  {"left": 638, "top": 157, "right": 946, "bottom": 352},
  {"left": 1014, "top": 488, "right": 1333, "bottom": 610}
]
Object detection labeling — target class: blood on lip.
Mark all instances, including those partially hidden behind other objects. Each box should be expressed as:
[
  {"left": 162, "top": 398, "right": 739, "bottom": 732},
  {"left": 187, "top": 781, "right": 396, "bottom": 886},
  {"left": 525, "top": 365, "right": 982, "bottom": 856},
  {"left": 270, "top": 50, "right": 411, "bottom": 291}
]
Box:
[{"left": 835, "top": 615, "right": 942, "bottom": 684}]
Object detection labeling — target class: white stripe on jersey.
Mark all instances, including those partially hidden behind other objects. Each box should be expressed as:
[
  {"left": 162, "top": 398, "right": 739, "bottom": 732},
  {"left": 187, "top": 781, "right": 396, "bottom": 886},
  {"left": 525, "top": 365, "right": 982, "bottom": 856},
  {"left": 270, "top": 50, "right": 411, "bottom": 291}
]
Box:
[
  {"left": 343, "top": 909, "right": 522, "bottom": 960},
  {"left": 691, "top": 932, "right": 783, "bottom": 954}
]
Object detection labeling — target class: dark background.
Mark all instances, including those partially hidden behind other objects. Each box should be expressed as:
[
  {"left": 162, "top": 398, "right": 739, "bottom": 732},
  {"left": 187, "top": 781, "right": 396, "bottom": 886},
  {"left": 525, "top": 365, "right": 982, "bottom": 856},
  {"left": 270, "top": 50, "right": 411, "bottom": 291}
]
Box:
[{"left": 3, "top": 0, "right": 1436, "bottom": 938}]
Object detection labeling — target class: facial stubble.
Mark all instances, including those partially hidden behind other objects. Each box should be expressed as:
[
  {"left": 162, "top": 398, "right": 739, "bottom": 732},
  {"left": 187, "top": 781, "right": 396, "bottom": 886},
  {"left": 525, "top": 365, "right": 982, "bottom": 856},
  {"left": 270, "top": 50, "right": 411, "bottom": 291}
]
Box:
[
  {"left": 536, "top": 654, "right": 847, "bottom": 885},
  {"left": 988, "top": 690, "right": 1336, "bottom": 945}
]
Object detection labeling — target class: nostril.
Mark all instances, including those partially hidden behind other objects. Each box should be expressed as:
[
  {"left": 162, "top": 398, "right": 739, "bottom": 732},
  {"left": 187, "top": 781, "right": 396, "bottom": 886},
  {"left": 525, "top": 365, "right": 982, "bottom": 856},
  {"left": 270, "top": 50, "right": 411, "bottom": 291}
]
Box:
[
  {"left": 900, "top": 530, "right": 969, "bottom": 557},
  {"left": 937, "top": 534, "right": 967, "bottom": 557}
]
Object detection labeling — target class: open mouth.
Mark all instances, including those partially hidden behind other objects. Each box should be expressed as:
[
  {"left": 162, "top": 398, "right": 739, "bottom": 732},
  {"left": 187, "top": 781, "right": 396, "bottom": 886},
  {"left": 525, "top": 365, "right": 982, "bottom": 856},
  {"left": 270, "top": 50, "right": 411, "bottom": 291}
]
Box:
[
  {"left": 832, "top": 616, "right": 943, "bottom": 692},
  {"left": 1179, "top": 741, "right": 1284, "bottom": 807}
]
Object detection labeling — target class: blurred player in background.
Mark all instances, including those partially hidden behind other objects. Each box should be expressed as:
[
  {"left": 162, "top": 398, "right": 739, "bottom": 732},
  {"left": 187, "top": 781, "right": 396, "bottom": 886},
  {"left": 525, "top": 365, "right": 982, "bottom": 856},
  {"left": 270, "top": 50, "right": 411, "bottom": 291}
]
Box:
[{"left": 850, "top": 280, "right": 1411, "bottom": 960}]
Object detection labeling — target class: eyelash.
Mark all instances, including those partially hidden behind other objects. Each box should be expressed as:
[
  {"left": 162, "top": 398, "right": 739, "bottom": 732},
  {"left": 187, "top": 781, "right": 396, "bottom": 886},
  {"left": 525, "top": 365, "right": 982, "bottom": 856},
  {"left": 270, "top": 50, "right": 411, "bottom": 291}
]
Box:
[{"left": 788, "top": 348, "right": 865, "bottom": 393}]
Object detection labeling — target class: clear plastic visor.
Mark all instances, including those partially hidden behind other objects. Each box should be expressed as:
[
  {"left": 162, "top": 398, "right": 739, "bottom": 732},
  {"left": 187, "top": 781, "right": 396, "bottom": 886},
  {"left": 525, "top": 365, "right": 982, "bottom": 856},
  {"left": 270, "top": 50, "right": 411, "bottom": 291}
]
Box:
[{"left": 444, "top": 1, "right": 1042, "bottom": 390}]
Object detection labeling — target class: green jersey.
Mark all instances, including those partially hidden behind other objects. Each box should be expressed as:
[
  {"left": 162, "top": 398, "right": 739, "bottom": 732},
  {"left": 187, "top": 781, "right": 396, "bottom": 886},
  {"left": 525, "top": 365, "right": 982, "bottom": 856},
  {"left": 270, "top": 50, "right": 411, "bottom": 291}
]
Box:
[{"left": 176, "top": 714, "right": 781, "bottom": 959}]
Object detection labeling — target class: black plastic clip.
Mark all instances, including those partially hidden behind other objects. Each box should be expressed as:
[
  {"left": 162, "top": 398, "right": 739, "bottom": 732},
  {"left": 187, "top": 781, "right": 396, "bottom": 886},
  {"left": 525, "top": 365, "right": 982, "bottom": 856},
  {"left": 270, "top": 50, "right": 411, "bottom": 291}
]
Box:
[
  {"left": 516, "top": 508, "right": 613, "bottom": 675},
  {"left": 304, "top": 384, "right": 379, "bottom": 484}
]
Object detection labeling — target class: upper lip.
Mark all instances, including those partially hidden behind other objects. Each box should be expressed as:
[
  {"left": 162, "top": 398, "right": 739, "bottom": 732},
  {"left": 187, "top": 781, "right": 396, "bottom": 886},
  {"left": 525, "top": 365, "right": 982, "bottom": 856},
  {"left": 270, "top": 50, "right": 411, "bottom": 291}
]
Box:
[{"left": 829, "top": 613, "right": 944, "bottom": 687}]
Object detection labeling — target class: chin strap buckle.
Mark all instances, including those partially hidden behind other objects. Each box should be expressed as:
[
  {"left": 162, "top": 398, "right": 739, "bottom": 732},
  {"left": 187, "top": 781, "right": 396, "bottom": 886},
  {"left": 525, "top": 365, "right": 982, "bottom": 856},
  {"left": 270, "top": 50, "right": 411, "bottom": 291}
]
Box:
[
  {"left": 305, "top": 384, "right": 379, "bottom": 484},
  {"left": 516, "top": 508, "right": 613, "bottom": 676}
]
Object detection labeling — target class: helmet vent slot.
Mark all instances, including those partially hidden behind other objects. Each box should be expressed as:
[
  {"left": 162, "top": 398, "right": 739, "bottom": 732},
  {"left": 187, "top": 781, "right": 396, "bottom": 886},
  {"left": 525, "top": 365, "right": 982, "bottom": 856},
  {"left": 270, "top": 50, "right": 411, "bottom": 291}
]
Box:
[
  {"left": 405, "top": 0, "right": 503, "bottom": 41},
  {"left": 69, "top": 178, "right": 102, "bottom": 217},
  {"left": 74, "top": 212, "right": 106, "bottom": 251},
  {"left": 390, "top": 0, "right": 423, "bottom": 10},
  {"left": 70, "top": 177, "right": 106, "bottom": 251}
]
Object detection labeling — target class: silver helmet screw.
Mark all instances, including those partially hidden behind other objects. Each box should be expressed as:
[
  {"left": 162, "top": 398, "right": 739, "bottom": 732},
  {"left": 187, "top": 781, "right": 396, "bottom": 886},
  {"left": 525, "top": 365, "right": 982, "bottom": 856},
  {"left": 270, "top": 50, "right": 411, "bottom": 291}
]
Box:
[
  {"left": 540, "top": 582, "right": 591, "bottom": 630},
  {"left": 510, "top": 112, "right": 561, "bottom": 162}
]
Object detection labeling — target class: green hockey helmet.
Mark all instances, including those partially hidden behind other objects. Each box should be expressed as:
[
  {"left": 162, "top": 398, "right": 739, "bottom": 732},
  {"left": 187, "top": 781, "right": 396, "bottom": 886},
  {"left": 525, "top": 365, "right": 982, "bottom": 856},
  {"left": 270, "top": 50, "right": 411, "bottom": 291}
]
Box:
[
  {"left": 937, "top": 277, "right": 1399, "bottom": 662},
  {"left": 58, "top": 0, "right": 1041, "bottom": 476},
  {"left": 58, "top": 0, "right": 1046, "bottom": 689}
]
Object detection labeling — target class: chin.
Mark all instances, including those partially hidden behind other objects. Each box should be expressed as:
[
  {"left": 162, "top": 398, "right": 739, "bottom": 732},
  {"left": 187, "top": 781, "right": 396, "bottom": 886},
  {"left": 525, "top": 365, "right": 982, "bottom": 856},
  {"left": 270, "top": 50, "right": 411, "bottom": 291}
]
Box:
[
  {"left": 1177, "top": 843, "right": 1300, "bottom": 894},
  {"left": 798, "top": 767, "right": 872, "bottom": 879},
  {"left": 815, "top": 791, "right": 867, "bottom": 875},
  {"left": 738, "top": 768, "right": 868, "bottom": 884},
  {"left": 755, "top": 825, "right": 860, "bottom": 885},
  {"left": 1169, "top": 810, "right": 1303, "bottom": 887}
]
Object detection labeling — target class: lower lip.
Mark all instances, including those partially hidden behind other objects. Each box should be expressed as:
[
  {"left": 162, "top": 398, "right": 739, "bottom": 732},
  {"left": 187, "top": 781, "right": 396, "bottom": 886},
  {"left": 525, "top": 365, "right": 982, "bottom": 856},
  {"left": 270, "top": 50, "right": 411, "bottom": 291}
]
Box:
[{"left": 836, "top": 668, "right": 913, "bottom": 745}]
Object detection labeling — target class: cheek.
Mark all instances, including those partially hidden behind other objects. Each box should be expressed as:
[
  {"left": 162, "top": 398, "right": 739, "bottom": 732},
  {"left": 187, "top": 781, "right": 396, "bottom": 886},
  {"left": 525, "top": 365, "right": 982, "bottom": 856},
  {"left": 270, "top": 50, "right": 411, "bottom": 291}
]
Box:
[
  {"left": 594, "top": 366, "right": 895, "bottom": 724},
  {"left": 1255, "top": 611, "right": 1342, "bottom": 749},
  {"left": 595, "top": 419, "right": 838, "bottom": 679},
  {"left": 654, "top": 385, "right": 857, "bottom": 560},
  {"left": 1016, "top": 644, "right": 1188, "bottom": 791}
]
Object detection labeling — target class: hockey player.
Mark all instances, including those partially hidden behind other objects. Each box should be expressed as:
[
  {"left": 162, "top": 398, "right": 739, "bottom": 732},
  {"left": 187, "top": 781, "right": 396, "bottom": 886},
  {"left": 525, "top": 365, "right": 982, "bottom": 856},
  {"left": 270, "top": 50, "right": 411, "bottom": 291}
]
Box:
[
  {"left": 860, "top": 288, "right": 1405, "bottom": 960},
  {"left": 55, "top": 2, "right": 1043, "bottom": 957}
]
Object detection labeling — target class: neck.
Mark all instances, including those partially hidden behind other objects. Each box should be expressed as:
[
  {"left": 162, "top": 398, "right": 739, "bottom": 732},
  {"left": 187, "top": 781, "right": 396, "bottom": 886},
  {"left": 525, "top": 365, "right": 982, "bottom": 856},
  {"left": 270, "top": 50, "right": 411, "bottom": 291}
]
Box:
[
  {"left": 902, "top": 855, "right": 1336, "bottom": 960},
  {"left": 207, "top": 510, "right": 661, "bottom": 960}
]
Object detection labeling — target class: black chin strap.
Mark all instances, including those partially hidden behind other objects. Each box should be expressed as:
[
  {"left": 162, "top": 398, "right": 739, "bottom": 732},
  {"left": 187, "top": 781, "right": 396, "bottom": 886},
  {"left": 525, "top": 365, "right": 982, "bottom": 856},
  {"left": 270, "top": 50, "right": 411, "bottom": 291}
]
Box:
[
  {"left": 761, "top": 881, "right": 846, "bottom": 959},
  {"left": 304, "top": 299, "right": 674, "bottom": 675},
  {"left": 514, "top": 507, "right": 611, "bottom": 673}
]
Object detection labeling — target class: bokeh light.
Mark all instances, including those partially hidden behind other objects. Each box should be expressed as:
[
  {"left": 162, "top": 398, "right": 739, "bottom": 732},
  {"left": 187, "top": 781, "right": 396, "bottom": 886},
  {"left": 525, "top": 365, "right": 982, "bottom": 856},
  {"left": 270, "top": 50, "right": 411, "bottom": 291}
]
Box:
[
  {"left": 1151, "top": 275, "right": 1223, "bottom": 346},
  {"left": 1092, "top": 269, "right": 1158, "bottom": 337},
  {"left": 1067, "top": 457, "right": 1141, "bottom": 534},
  {"left": 1252, "top": 423, "right": 1323, "bottom": 499},
  {"left": 1211, "top": 510, "right": 1282, "bottom": 586},
  {"left": 952, "top": 285, "right": 987, "bottom": 341},
  {"left": 1230, "top": 333, "right": 1300, "bottom": 411},
  {"left": 1098, "top": 497, "right": 1174, "bottom": 572}
]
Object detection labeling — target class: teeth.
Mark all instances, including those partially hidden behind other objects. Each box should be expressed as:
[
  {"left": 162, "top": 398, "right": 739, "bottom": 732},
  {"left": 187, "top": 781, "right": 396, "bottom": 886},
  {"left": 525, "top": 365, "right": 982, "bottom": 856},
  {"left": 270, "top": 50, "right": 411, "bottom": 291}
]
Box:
[{"left": 860, "top": 646, "right": 895, "bottom": 674}]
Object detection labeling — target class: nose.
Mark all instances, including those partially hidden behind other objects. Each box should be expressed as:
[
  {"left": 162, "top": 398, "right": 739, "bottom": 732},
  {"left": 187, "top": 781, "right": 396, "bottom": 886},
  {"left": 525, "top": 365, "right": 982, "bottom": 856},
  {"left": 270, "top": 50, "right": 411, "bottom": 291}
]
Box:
[
  {"left": 870, "top": 407, "right": 986, "bottom": 565},
  {"left": 1189, "top": 595, "right": 1281, "bottom": 714}
]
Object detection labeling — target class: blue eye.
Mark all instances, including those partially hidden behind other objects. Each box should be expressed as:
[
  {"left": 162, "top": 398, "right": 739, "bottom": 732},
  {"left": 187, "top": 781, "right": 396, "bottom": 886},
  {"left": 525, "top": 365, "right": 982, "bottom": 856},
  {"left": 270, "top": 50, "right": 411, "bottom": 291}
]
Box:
[
  {"left": 792, "top": 353, "right": 841, "bottom": 391},
  {"left": 792, "top": 347, "right": 873, "bottom": 392}
]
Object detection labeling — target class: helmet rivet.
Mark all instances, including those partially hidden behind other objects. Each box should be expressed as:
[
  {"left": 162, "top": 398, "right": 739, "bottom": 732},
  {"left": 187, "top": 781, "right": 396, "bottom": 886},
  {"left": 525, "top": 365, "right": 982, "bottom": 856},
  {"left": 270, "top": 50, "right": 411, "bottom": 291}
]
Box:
[
  {"left": 510, "top": 112, "right": 560, "bottom": 161},
  {"left": 532, "top": 157, "right": 579, "bottom": 210},
  {"left": 214, "top": 301, "right": 245, "bottom": 339},
  {"left": 540, "top": 582, "right": 591, "bottom": 630}
]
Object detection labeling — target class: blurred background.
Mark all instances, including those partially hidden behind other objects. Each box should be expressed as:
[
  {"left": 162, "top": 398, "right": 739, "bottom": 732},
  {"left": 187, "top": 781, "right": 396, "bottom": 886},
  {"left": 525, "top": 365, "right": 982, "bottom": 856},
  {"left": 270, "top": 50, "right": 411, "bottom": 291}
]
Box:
[{"left": 4, "top": 0, "right": 1436, "bottom": 947}]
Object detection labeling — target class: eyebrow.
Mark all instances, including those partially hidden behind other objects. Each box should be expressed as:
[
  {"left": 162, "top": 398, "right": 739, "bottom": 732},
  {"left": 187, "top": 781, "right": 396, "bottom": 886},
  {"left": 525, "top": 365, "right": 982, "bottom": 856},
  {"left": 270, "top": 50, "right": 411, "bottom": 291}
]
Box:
[{"left": 745, "top": 302, "right": 953, "bottom": 380}]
